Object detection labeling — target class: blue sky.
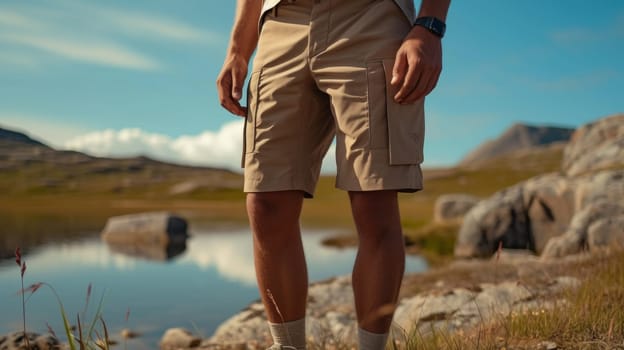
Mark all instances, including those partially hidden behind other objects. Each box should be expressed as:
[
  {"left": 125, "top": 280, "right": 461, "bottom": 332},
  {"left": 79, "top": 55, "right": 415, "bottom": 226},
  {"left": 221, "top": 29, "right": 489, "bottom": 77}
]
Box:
[{"left": 0, "top": 0, "right": 622, "bottom": 171}]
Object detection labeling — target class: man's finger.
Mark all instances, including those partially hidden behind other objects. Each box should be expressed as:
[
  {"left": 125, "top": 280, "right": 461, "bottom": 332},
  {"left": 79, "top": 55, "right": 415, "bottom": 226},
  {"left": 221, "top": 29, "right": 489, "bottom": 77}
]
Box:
[
  {"left": 391, "top": 52, "right": 407, "bottom": 86},
  {"left": 395, "top": 62, "right": 419, "bottom": 102},
  {"left": 402, "top": 69, "right": 440, "bottom": 103},
  {"left": 231, "top": 67, "right": 243, "bottom": 101}
]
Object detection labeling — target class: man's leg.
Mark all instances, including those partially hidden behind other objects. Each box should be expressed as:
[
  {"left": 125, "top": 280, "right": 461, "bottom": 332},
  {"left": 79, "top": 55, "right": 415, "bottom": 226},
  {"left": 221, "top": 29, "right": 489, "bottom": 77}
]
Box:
[
  {"left": 350, "top": 190, "right": 405, "bottom": 347},
  {"left": 247, "top": 191, "right": 308, "bottom": 349}
]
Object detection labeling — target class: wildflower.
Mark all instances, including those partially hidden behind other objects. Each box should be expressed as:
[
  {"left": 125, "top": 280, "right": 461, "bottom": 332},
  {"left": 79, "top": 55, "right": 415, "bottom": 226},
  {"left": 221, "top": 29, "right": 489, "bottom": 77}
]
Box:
[{"left": 15, "top": 247, "right": 21, "bottom": 267}]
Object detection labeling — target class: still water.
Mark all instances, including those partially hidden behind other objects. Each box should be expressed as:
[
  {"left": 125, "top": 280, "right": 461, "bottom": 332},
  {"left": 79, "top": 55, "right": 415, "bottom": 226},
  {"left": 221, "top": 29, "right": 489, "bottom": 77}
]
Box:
[{"left": 0, "top": 226, "right": 427, "bottom": 348}]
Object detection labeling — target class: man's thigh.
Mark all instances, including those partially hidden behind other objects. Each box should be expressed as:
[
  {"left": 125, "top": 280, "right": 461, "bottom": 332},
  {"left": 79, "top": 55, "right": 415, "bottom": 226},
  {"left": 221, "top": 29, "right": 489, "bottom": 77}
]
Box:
[
  {"left": 311, "top": 0, "right": 425, "bottom": 193},
  {"left": 243, "top": 2, "right": 335, "bottom": 198}
]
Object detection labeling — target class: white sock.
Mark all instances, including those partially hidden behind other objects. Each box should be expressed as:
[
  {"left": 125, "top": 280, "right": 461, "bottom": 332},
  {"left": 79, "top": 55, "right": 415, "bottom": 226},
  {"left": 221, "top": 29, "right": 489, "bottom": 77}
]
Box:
[
  {"left": 268, "top": 318, "right": 306, "bottom": 350},
  {"left": 358, "top": 328, "right": 389, "bottom": 350}
]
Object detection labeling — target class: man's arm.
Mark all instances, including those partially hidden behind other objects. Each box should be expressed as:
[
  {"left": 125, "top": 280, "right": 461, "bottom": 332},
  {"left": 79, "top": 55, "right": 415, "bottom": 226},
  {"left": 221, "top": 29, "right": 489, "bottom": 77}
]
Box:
[
  {"left": 391, "top": 0, "right": 451, "bottom": 104},
  {"left": 217, "top": 0, "right": 262, "bottom": 117}
]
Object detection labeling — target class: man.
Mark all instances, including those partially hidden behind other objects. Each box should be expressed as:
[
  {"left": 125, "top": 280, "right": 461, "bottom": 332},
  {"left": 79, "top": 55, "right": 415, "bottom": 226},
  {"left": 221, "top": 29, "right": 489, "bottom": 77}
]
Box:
[{"left": 217, "top": 0, "right": 450, "bottom": 349}]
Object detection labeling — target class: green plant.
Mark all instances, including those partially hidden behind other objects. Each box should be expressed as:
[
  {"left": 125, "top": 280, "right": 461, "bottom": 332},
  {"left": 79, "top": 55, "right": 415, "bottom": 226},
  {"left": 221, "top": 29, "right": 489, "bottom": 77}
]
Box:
[{"left": 16, "top": 247, "right": 112, "bottom": 350}]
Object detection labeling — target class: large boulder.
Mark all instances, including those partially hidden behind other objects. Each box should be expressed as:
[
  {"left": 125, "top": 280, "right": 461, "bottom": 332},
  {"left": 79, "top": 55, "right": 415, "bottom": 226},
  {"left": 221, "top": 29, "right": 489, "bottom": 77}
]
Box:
[
  {"left": 101, "top": 212, "right": 188, "bottom": 246},
  {"left": 455, "top": 182, "right": 532, "bottom": 258},
  {"left": 455, "top": 114, "right": 624, "bottom": 259},
  {"left": 456, "top": 170, "right": 623, "bottom": 259},
  {"left": 562, "top": 114, "right": 624, "bottom": 176},
  {"left": 587, "top": 215, "right": 624, "bottom": 251},
  {"left": 454, "top": 173, "right": 577, "bottom": 258},
  {"left": 542, "top": 199, "right": 624, "bottom": 258},
  {"left": 434, "top": 194, "right": 480, "bottom": 223},
  {"left": 522, "top": 174, "right": 576, "bottom": 254}
]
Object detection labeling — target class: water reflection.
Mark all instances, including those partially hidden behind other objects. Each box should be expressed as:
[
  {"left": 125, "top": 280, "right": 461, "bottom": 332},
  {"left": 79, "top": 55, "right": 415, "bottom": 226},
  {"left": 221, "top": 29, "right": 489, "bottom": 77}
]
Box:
[
  {"left": 0, "top": 227, "right": 428, "bottom": 348},
  {"left": 105, "top": 240, "right": 187, "bottom": 261}
]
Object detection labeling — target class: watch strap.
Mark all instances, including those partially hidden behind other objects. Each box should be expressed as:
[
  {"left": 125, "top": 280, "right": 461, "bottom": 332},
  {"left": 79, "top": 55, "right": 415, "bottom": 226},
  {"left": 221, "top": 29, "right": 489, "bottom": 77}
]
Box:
[{"left": 413, "top": 16, "right": 446, "bottom": 38}]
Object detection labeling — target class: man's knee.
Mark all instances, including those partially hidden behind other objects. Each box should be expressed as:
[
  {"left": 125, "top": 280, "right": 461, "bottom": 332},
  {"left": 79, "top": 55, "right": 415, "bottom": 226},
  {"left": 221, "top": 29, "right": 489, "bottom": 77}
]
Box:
[
  {"left": 247, "top": 191, "right": 303, "bottom": 220},
  {"left": 349, "top": 190, "right": 402, "bottom": 243},
  {"left": 247, "top": 191, "right": 304, "bottom": 241}
]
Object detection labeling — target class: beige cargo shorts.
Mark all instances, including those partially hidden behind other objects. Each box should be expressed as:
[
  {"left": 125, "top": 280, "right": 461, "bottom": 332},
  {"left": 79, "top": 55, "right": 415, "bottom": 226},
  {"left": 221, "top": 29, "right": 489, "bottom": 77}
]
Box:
[{"left": 243, "top": 0, "right": 425, "bottom": 198}]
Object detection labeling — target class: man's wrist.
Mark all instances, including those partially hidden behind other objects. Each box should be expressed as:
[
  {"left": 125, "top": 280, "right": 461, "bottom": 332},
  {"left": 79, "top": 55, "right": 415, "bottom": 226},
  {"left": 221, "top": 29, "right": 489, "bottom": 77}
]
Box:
[{"left": 413, "top": 17, "right": 446, "bottom": 39}]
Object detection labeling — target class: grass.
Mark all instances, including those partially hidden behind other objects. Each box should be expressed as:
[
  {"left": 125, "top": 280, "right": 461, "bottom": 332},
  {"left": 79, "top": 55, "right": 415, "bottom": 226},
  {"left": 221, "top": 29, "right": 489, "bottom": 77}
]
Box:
[
  {"left": 15, "top": 247, "right": 113, "bottom": 350},
  {"left": 390, "top": 249, "right": 624, "bottom": 350}
]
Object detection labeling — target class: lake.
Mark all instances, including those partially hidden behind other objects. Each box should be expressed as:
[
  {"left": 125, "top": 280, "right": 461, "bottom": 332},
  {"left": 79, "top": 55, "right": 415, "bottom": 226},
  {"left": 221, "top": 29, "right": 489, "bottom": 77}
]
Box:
[{"left": 0, "top": 224, "right": 428, "bottom": 349}]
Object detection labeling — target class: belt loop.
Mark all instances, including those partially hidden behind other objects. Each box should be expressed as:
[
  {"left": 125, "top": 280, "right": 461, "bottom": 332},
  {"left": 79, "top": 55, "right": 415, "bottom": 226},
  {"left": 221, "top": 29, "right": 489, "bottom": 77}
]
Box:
[{"left": 272, "top": 5, "right": 278, "bottom": 17}]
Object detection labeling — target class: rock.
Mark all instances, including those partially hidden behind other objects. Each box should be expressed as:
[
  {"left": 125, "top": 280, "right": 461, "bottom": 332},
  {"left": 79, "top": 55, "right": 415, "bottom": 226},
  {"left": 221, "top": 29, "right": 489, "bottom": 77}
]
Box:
[
  {"left": 434, "top": 194, "right": 480, "bottom": 223},
  {"left": 562, "top": 114, "right": 624, "bottom": 176},
  {"left": 0, "top": 332, "right": 61, "bottom": 350},
  {"left": 522, "top": 174, "right": 576, "bottom": 254},
  {"left": 101, "top": 212, "right": 188, "bottom": 246},
  {"left": 160, "top": 328, "right": 201, "bottom": 350},
  {"left": 210, "top": 276, "right": 357, "bottom": 345},
  {"left": 120, "top": 328, "right": 140, "bottom": 339},
  {"left": 456, "top": 168, "right": 624, "bottom": 259},
  {"left": 455, "top": 183, "right": 531, "bottom": 258},
  {"left": 542, "top": 200, "right": 624, "bottom": 258},
  {"left": 574, "top": 170, "right": 624, "bottom": 210},
  {"left": 587, "top": 214, "right": 624, "bottom": 251},
  {"left": 393, "top": 277, "right": 577, "bottom": 336}
]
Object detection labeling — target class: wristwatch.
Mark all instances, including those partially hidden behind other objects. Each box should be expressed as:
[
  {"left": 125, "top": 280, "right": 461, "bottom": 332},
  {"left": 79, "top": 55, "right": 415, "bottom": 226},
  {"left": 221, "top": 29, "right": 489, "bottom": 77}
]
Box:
[{"left": 413, "top": 17, "right": 446, "bottom": 38}]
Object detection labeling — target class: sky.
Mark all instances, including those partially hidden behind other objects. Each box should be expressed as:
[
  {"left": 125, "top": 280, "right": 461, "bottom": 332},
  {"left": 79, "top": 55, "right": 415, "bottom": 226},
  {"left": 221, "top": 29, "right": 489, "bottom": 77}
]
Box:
[{"left": 0, "top": 0, "right": 623, "bottom": 172}]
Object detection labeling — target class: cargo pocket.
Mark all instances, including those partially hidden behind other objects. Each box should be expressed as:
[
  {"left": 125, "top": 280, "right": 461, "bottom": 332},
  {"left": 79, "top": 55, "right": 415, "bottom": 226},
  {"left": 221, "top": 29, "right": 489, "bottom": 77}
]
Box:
[
  {"left": 380, "top": 59, "right": 425, "bottom": 165},
  {"left": 242, "top": 69, "right": 262, "bottom": 167}
]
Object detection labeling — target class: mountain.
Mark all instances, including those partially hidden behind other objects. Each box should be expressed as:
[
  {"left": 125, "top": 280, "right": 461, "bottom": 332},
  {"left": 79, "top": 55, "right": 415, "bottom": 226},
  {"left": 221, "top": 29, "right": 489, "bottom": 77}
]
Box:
[
  {"left": 0, "top": 127, "right": 50, "bottom": 148},
  {"left": 0, "top": 126, "right": 241, "bottom": 196},
  {"left": 459, "top": 123, "right": 574, "bottom": 167}
]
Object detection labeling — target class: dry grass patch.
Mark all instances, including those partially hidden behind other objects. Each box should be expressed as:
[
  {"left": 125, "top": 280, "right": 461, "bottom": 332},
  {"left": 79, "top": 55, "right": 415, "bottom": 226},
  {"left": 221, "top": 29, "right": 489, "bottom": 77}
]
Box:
[{"left": 395, "top": 249, "right": 624, "bottom": 349}]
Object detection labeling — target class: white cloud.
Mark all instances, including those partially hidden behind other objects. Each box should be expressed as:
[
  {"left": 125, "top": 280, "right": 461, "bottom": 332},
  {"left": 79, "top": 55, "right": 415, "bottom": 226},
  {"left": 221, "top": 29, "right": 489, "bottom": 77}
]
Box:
[
  {"left": 64, "top": 122, "right": 339, "bottom": 173},
  {"left": 64, "top": 121, "right": 245, "bottom": 170}
]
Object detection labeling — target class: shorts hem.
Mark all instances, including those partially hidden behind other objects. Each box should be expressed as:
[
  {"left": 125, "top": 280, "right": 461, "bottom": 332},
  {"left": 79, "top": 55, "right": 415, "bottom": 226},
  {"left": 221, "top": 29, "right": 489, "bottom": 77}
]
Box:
[{"left": 244, "top": 178, "right": 316, "bottom": 199}]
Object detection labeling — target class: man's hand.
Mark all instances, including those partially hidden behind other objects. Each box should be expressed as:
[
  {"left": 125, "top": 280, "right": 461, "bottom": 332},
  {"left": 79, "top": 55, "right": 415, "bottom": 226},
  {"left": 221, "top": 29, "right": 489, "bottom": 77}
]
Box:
[
  {"left": 391, "top": 26, "right": 442, "bottom": 104},
  {"left": 217, "top": 54, "right": 249, "bottom": 117}
]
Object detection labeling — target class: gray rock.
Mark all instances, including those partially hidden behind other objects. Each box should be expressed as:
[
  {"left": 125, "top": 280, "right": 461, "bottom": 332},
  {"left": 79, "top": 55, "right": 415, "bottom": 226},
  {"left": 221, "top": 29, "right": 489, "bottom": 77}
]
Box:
[
  {"left": 456, "top": 169, "right": 624, "bottom": 259},
  {"left": 587, "top": 214, "right": 624, "bottom": 251},
  {"left": 434, "top": 194, "right": 480, "bottom": 223},
  {"left": 101, "top": 212, "right": 188, "bottom": 246},
  {"left": 522, "top": 174, "right": 576, "bottom": 254},
  {"left": 393, "top": 277, "right": 577, "bottom": 336},
  {"left": 455, "top": 183, "right": 532, "bottom": 258},
  {"left": 574, "top": 170, "right": 624, "bottom": 210},
  {"left": 210, "top": 272, "right": 580, "bottom": 348},
  {"left": 562, "top": 114, "right": 624, "bottom": 176},
  {"left": 542, "top": 200, "right": 624, "bottom": 258},
  {"left": 0, "top": 332, "right": 61, "bottom": 350},
  {"left": 160, "top": 328, "right": 201, "bottom": 350},
  {"left": 211, "top": 276, "right": 358, "bottom": 345}
]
